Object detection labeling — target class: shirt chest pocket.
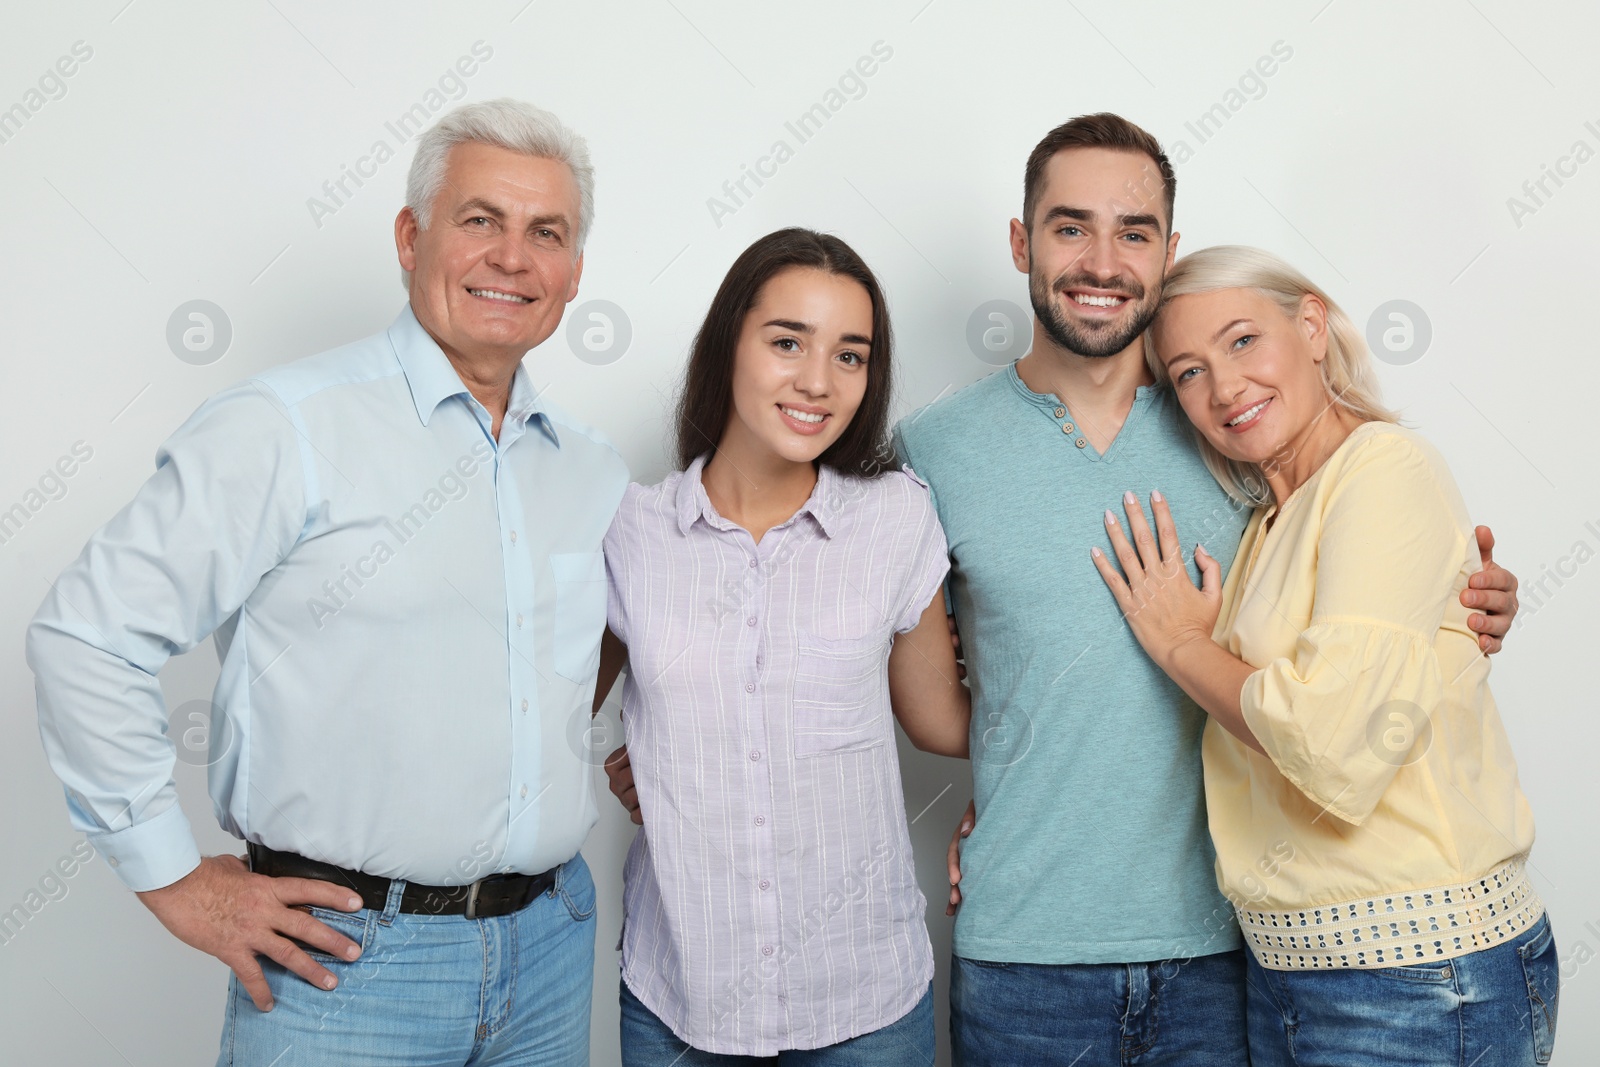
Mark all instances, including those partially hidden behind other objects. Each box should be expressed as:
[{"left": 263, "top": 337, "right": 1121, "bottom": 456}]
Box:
[
  {"left": 792, "top": 631, "right": 890, "bottom": 758},
  {"left": 550, "top": 551, "right": 607, "bottom": 683}
]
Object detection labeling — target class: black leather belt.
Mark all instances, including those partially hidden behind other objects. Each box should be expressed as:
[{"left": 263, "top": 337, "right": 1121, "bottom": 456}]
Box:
[{"left": 247, "top": 842, "right": 557, "bottom": 919}]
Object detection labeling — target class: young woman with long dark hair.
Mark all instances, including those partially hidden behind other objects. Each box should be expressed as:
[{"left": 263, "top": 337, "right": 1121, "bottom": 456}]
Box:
[{"left": 594, "top": 227, "right": 968, "bottom": 1064}]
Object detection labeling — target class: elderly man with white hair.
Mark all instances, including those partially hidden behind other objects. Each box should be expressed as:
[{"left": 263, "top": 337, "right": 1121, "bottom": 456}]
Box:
[{"left": 27, "top": 99, "right": 623, "bottom": 1065}]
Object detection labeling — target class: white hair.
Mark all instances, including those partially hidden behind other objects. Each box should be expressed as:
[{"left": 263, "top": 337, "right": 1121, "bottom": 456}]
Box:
[
  {"left": 1147, "top": 245, "right": 1401, "bottom": 507},
  {"left": 400, "top": 98, "right": 594, "bottom": 288}
]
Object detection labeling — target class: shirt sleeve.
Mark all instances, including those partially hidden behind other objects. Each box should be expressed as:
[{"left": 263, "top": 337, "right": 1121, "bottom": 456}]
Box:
[
  {"left": 892, "top": 467, "right": 951, "bottom": 634},
  {"left": 25, "top": 381, "right": 308, "bottom": 891},
  {"left": 1239, "top": 435, "right": 1471, "bottom": 826}
]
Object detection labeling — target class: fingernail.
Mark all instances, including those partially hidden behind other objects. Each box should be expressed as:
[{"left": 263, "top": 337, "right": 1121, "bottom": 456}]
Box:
[
  {"left": 1091, "top": 546, "right": 1102, "bottom": 558},
  {"left": 1151, "top": 489, "right": 1164, "bottom": 502},
  {"left": 345, "top": 944, "right": 361, "bottom": 960},
  {"left": 323, "top": 975, "right": 337, "bottom": 990},
  {"left": 1195, "top": 544, "right": 1207, "bottom": 557},
  {"left": 1123, "top": 490, "right": 1137, "bottom": 505},
  {"left": 1104, "top": 510, "right": 1117, "bottom": 525},
  {"left": 347, "top": 896, "right": 361, "bottom": 909}
]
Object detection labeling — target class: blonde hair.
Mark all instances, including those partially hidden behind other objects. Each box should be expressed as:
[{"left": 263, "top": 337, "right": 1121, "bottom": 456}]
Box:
[{"left": 1146, "top": 245, "right": 1400, "bottom": 506}]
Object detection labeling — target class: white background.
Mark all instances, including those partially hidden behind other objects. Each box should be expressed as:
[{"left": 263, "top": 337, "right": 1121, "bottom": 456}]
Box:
[{"left": 2, "top": 1, "right": 1597, "bottom": 1063}]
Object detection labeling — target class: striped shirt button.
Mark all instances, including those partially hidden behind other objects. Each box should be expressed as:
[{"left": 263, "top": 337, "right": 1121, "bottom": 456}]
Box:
[
  {"left": 745, "top": 683, "right": 755, "bottom": 693},
  {"left": 746, "top": 616, "right": 757, "bottom": 627},
  {"left": 754, "top": 816, "right": 765, "bottom": 826},
  {"left": 761, "top": 945, "right": 774, "bottom": 957},
  {"left": 749, "top": 750, "right": 761, "bottom": 762},
  {"left": 759, "top": 879, "right": 770, "bottom": 890}
]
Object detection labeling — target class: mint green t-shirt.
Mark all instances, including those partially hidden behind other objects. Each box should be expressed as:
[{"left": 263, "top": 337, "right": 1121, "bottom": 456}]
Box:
[{"left": 893, "top": 365, "right": 1249, "bottom": 965}]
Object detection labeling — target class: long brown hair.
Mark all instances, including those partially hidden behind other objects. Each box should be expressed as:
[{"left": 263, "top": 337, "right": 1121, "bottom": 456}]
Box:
[{"left": 673, "top": 228, "right": 895, "bottom": 475}]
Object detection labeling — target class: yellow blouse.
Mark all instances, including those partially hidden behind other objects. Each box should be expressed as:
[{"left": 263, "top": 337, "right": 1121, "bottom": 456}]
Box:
[{"left": 1204, "top": 421, "right": 1540, "bottom": 970}]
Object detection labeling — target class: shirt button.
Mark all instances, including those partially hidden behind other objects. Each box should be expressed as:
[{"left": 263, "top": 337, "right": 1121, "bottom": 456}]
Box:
[
  {"left": 1053, "top": 406, "right": 1065, "bottom": 418},
  {"left": 510, "top": 530, "right": 518, "bottom": 543},
  {"left": 749, "top": 750, "right": 761, "bottom": 762},
  {"left": 1075, "top": 437, "right": 1087, "bottom": 448},
  {"left": 521, "top": 699, "right": 529, "bottom": 713},
  {"left": 745, "top": 683, "right": 755, "bottom": 693},
  {"left": 761, "top": 945, "right": 774, "bottom": 957},
  {"left": 754, "top": 816, "right": 765, "bottom": 826},
  {"left": 748, "top": 558, "right": 758, "bottom": 568},
  {"left": 516, "top": 614, "right": 524, "bottom": 628},
  {"left": 520, "top": 785, "right": 528, "bottom": 798},
  {"left": 1063, "top": 422, "right": 1074, "bottom": 433},
  {"left": 746, "top": 616, "right": 757, "bottom": 627},
  {"left": 759, "top": 879, "right": 770, "bottom": 890},
  {"left": 107, "top": 856, "right": 119, "bottom": 868}
]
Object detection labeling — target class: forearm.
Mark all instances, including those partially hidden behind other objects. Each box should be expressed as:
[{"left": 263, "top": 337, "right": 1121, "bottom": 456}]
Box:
[
  {"left": 592, "top": 628, "right": 627, "bottom": 715},
  {"left": 1159, "top": 636, "right": 1266, "bottom": 756},
  {"left": 28, "top": 600, "right": 205, "bottom": 890},
  {"left": 892, "top": 681, "right": 971, "bottom": 758}
]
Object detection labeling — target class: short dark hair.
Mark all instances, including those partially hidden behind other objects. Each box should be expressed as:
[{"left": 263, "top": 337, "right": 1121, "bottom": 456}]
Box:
[
  {"left": 674, "top": 228, "right": 895, "bottom": 475},
  {"left": 1022, "top": 113, "right": 1176, "bottom": 234}
]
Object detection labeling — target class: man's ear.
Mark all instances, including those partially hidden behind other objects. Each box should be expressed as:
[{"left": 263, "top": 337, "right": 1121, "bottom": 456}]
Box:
[
  {"left": 1165, "top": 229, "right": 1180, "bottom": 273},
  {"left": 395, "top": 207, "right": 419, "bottom": 273},
  {"left": 1008, "top": 217, "right": 1030, "bottom": 274}
]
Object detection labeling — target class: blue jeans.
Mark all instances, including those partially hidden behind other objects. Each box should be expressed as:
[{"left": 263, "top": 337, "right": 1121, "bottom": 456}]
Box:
[
  {"left": 949, "top": 948, "right": 1248, "bottom": 1065},
  {"left": 217, "top": 854, "right": 596, "bottom": 1066},
  {"left": 1246, "top": 913, "right": 1560, "bottom": 1066},
  {"left": 619, "top": 979, "right": 936, "bottom": 1065}
]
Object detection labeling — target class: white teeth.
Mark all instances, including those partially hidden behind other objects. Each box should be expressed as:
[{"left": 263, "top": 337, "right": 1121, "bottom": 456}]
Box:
[
  {"left": 469, "top": 288, "right": 531, "bottom": 303},
  {"left": 1227, "top": 400, "right": 1270, "bottom": 426},
  {"left": 1072, "top": 293, "right": 1125, "bottom": 307},
  {"left": 780, "top": 406, "right": 825, "bottom": 424}
]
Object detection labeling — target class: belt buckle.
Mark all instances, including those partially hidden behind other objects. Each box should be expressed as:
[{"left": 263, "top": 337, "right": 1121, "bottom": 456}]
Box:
[{"left": 464, "top": 872, "right": 512, "bottom": 919}]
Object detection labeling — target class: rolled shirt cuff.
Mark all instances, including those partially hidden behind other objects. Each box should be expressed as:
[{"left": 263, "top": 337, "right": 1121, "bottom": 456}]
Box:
[{"left": 88, "top": 801, "right": 204, "bottom": 892}]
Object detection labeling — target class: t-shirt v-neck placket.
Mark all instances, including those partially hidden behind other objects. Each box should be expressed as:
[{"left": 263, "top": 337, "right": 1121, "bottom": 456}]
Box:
[{"left": 1007, "top": 365, "right": 1156, "bottom": 464}]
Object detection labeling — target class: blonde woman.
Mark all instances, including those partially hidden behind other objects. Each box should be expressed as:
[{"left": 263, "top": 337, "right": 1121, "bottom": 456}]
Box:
[{"left": 1090, "top": 245, "right": 1558, "bottom": 1066}]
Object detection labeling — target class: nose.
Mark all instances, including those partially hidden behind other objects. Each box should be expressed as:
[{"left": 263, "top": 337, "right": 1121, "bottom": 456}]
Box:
[
  {"left": 484, "top": 230, "right": 531, "bottom": 275},
  {"left": 1210, "top": 364, "right": 1247, "bottom": 408},
  {"left": 1073, "top": 230, "right": 1123, "bottom": 284},
  {"left": 794, "top": 350, "right": 832, "bottom": 398}
]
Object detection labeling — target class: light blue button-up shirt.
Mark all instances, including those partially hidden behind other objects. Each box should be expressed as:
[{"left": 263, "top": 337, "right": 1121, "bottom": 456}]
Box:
[{"left": 27, "top": 306, "right": 627, "bottom": 892}]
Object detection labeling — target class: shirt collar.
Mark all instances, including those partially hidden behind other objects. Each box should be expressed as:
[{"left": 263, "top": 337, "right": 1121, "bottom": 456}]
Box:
[
  {"left": 387, "top": 304, "right": 558, "bottom": 446},
  {"left": 675, "top": 454, "right": 843, "bottom": 539}
]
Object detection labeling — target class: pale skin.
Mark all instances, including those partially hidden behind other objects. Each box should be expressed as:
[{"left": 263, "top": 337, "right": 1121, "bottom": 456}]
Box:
[
  {"left": 944, "top": 146, "right": 1522, "bottom": 913},
  {"left": 598, "top": 266, "right": 970, "bottom": 825},
  {"left": 137, "top": 140, "right": 587, "bottom": 1011}
]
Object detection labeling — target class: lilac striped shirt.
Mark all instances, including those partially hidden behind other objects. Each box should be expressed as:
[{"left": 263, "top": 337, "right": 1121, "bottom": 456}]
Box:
[{"left": 604, "top": 455, "right": 948, "bottom": 1055}]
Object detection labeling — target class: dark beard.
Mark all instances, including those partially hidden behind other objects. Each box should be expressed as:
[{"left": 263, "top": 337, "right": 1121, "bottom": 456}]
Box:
[{"left": 1028, "top": 267, "right": 1160, "bottom": 358}]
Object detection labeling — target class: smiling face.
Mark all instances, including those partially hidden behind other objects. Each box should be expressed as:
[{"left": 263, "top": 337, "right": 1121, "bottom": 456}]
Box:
[
  {"left": 718, "top": 266, "right": 874, "bottom": 468},
  {"left": 395, "top": 141, "right": 583, "bottom": 364},
  {"left": 1014, "top": 146, "right": 1178, "bottom": 358},
  {"left": 1152, "top": 286, "right": 1337, "bottom": 471}
]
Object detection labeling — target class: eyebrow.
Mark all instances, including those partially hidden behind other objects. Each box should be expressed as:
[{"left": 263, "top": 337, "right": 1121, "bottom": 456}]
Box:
[
  {"left": 1161, "top": 318, "right": 1255, "bottom": 367},
  {"left": 455, "top": 199, "right": 571, "bottom": 232},
  {"left": 762, "top": 319, "right": 873, "bottom": 347},
  {"left": 1040, "top": 205, "right": 1162, "bottom": 229},
  {"left": 1210, "top": 318, "right": 1253, "bottom": 343}
]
